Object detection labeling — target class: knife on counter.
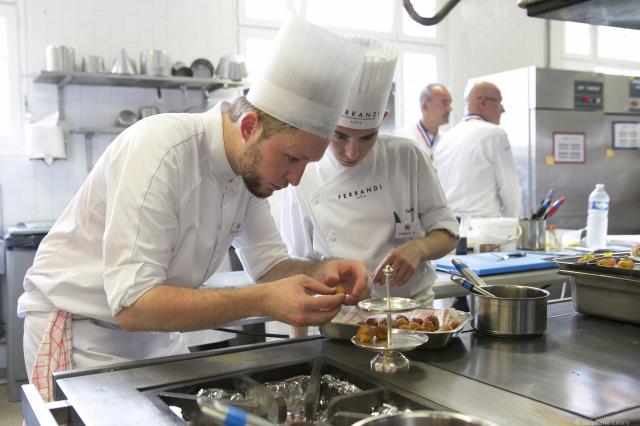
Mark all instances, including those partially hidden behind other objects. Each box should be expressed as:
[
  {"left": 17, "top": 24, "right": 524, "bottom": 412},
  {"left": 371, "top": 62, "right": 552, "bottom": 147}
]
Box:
[{"left": 491, "top": 251, "right": 528, "bottom": 261}]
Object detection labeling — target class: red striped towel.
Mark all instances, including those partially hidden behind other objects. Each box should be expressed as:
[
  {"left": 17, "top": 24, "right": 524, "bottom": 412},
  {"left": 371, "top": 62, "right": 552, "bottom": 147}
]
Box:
[{"left": 30, "top": 310, "right": 72, "bottom": 402}]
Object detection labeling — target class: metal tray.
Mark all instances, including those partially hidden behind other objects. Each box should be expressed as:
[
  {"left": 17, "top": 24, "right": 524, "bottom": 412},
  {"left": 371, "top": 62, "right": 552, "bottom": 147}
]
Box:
[
  {"left": 554, "top": 253, "right": 640, "bottom": 279},
  {"left": 351, "top": 329, "right": 429, "bottom": 352},
  {"left": 357, "top": 297, "right": 421, "bottom": 313},
  {"left": 321, "top": 308, "right": 471, "bottom": 350},
  {"left": 558, "top": 269, "right": 640, "bottom": 325}
]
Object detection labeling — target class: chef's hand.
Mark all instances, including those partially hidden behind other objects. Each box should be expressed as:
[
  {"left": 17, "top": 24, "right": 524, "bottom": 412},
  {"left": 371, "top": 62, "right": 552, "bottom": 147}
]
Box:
[
  {"left": 372, "top": 240, "right": 423, "bottom": 286},
  {"left": 267, "top": 274, "right": 346, "bottom": 326},
  {"left": 318, "top": 259, "right": 371, "bottom": 305}
]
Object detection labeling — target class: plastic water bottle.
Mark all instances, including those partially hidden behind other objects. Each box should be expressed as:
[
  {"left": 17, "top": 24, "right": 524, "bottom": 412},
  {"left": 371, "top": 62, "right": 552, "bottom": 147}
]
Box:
[{"left": 586, "top": 184, "right": 609, "bottom": 250}]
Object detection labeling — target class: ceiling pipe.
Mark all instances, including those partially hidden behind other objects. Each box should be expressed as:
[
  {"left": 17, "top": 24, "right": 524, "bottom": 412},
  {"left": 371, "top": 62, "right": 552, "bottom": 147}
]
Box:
[{"left": 402, "top": 0, "right": 461, "bottom": 26}]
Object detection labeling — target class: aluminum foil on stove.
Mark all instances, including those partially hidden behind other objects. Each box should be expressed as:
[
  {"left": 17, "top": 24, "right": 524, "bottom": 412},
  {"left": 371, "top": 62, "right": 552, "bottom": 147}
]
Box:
[{"left": 196, "top": 388, "right": 246, "bottom": 401}]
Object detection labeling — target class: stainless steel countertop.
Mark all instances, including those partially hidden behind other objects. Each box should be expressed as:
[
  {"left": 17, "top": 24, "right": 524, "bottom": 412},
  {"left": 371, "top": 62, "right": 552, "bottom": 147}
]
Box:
[{"left": 30, "top": 301, "right": 638, "bottom": 426}]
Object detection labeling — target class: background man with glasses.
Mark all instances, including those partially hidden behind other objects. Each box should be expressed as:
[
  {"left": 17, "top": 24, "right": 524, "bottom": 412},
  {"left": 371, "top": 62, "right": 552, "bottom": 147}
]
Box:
[{"left": 433, "top": 81, "right": 522, "bottom": 219}]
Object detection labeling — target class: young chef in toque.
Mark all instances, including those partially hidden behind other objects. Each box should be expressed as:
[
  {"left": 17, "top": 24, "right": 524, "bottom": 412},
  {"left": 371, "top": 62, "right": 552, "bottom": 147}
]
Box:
[
  {"left": 19, "top": 16, "right": 371, "bottom": 401},
  {"left": 278, "top": 38, "right": 459, "bottom": 337}
]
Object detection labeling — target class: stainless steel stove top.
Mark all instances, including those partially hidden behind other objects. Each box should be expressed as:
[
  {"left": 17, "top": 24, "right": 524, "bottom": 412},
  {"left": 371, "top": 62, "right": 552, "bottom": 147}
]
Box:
[{"left": 146, "top": 359, "right": 437, "bottom": 425}]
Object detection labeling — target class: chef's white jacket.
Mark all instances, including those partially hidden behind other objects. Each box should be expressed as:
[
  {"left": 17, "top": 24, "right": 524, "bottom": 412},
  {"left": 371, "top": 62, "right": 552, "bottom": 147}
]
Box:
[
  {"left": 18, "top": 102, "right": 289, "bottom": 360},
  {"left": 393, "top": 122, "right": 441, "bottom": 164},
  {"left": 434, "top": 120, "right": 522, "bottom": 219},
  {"left": 279, "top": 135, "right": 458, "bottom": 304}
]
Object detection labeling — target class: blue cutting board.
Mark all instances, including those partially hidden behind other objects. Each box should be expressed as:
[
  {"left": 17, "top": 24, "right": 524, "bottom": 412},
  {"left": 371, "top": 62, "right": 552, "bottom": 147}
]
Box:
[{"left": 434, "top": 252, "right": 557, "bottom": 276}]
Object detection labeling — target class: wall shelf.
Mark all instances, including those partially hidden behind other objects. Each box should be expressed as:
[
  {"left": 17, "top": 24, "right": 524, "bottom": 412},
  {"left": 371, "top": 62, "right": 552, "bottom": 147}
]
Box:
[
  {"left": 70, "top": 127, "right": 125, "bottom": 135},
  {"left": 34, "top": 70, "right": 248, "bottom": 92},
  {"left": 33, "top": 71, "right": 249, "bottom": 173}
]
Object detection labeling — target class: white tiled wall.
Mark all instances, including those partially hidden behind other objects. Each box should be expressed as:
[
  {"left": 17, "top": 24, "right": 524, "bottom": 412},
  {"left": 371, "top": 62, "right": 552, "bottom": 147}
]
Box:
[{"left": 1, "top": 0, "right": 238, "bottom": 232}]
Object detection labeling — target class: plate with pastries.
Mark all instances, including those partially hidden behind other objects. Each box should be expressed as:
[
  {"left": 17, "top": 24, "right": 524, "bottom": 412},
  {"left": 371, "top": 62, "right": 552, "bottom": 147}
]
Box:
[{"left": 320, "top": 306, "right": 471, "bottom": 350}]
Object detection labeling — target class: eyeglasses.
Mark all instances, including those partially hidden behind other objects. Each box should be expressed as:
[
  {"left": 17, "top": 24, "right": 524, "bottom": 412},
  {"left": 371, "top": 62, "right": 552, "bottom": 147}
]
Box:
[{"left": 478, "top": 96, "right": 503, "bottom": 107}]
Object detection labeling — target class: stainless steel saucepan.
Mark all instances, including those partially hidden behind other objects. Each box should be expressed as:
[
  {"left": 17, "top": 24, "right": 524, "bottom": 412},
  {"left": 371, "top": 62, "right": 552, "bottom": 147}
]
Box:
[{"left": 469, "top": 285, "right": 549, "bottom": 337}]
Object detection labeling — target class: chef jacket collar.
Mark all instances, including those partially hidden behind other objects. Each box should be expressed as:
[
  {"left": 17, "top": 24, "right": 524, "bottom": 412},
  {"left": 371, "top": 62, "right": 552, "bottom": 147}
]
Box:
[{"left": 207, "top": 101, "right": 239, "bottom": 184}]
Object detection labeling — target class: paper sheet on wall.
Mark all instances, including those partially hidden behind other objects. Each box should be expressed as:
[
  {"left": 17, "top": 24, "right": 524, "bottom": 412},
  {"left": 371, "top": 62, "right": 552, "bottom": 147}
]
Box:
[{"left": 612, "top": 121, "right": 640, "bottom": 149}]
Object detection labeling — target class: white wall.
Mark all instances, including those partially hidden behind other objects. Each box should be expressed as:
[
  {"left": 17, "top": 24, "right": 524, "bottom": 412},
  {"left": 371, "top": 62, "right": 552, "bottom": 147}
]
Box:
[
  {"left": 1, "top": 0, "right": 554, "bottom": 232},
  {"left": 1, "top": 0, "right": 238, "bottom": 231},
  {"left": 445, "top": 0, "right": 547, "bottom": 125}
]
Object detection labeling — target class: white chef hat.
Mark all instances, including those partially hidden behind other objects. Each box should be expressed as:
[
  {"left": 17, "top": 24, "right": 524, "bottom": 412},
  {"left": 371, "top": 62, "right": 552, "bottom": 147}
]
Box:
[
  {"left": 246, "top": 15, "right": 366, "bottom": 139},
  {"left": 337, "top": 38, "right": 398, "bottom": 130}
]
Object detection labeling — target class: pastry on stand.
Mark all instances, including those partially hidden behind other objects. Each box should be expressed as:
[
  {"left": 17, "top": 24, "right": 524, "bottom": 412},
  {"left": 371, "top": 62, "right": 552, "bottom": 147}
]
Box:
[{"left": 351, "top": 265, "right": 428, "bottom": 373}]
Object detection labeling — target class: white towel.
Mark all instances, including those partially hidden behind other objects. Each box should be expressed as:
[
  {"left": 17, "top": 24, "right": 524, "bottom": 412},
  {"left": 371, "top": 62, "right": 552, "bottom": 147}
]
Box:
[{"left": 25, "top": 111, "right": 67, "bottom": 166}]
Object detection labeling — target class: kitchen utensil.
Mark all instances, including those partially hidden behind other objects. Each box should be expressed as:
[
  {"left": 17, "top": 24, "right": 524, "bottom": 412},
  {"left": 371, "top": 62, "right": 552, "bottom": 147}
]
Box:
[
  {"left": 451, "top": 258, "right": 489, "bottom": 288},
  {"left": 558, "top": 269, "right": 640, "bottom": 325},
  {"left": 45, "top": 45, "right": 64, "bottom": 71},
  {"left": 45, "top": 45, "right": 75, "bottom": 72},
  {"left": 171, "top": 61, "right": 193, "bottom": 77},
  {"left": 518, "top": 219, "right": 546, "bottom": 250},
  {"left": 115, "top": 110, "right": 139, "bottom": 127},
  {"left": 531, "top": 188, "right": 555, "bottom": 219},
  {"left": 140, "top": 50, "right": 171, "bottom": 76},
  {"left": 139, "top": 106, "right": 160, "bottom": 118},
  {"left": 542, "top": 196, "right": 566, "bottom": 219},
  {"left": 450, "top": 275, "right": 496, "bottom": 298},
  {"left": 81, "top": 55, "right": 105, "bottom": 73},
  {"left": 215, "top": 54, "right": 248, "bottom": 81},
  {"left": 111, "top": 49, "right": 137, "bottom": 75},
  {"left": 190, "top": 58, "right": 215, "bottom": 78},
  {"left": 351, "top": 411, "right": 497, "bottom": 426},
  {"left": 491, "top": 251, "right": 527, "bottom": 261},
  {"left": 469, "top": 285, "right": 549, "bottom": 337}
]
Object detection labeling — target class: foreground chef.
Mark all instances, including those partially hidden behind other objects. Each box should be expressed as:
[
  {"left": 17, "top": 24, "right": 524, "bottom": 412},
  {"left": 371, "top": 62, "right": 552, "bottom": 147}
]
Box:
[
  {"left": 393, "top": 83, "right": 453, "bottom": 163},
  {"left": 279, "top": 38, "right": 458, "bottom": 336},
  {"left": 19, "top": 16, "right": 370, "bottom": 401},
  {"left": 434, "top": 81, "right": 522, "bottom": 218}
]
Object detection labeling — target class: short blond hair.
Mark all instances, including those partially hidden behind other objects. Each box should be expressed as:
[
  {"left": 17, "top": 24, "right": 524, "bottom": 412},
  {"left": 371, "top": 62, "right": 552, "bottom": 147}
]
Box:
[{"left": 228, "top": 96, "right": 297, "bottom": 139}]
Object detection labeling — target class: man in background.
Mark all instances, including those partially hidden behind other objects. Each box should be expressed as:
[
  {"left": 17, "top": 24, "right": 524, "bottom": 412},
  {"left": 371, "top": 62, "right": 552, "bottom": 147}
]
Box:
[
  {"left": 394, "top": 83, "right": 452, "bottom": 163},
  {"left": 434, "top": 81, "right": 522, "bottom": 219}
]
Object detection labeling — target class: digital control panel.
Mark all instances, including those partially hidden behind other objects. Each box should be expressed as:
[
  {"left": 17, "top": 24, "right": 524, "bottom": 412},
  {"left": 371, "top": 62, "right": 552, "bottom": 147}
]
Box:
[{"left": 574, "top": 80, "right": 603, "bottom": 110}]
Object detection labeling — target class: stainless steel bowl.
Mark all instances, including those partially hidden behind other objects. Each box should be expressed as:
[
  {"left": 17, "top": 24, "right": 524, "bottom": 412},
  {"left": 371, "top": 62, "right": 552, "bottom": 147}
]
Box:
[
  {"left": 116, "top": 110, "right": 139, "bottom": 127},
  {"left": 215, "top": 54, "right": 248, "bottom": 81},
  {"left": 82, "top": 55, "right": 105, "bottom": 73},
  {"left": 140, "top": 50, "right": 171, "bottom": 76},
  {"left": 45, "top": 45, "right": 75, "bottom": 72},
  {"left": 469, "top": 285, "right": 549, "bottom": 337},
  {"left": 351, "top": 411, "right": 497, "bottom": 426}
]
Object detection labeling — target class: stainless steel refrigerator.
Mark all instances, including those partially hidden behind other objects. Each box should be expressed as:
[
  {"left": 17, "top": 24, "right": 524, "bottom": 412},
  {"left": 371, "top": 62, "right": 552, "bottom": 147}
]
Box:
[{"left": 476, "top": 67, "right": 640, "bottom": 233}]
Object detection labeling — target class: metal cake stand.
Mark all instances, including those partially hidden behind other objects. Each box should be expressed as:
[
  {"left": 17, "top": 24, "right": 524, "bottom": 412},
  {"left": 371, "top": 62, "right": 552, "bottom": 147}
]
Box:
[{"left": 354, "top": 265, "right": 428, "bottom": 373}]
